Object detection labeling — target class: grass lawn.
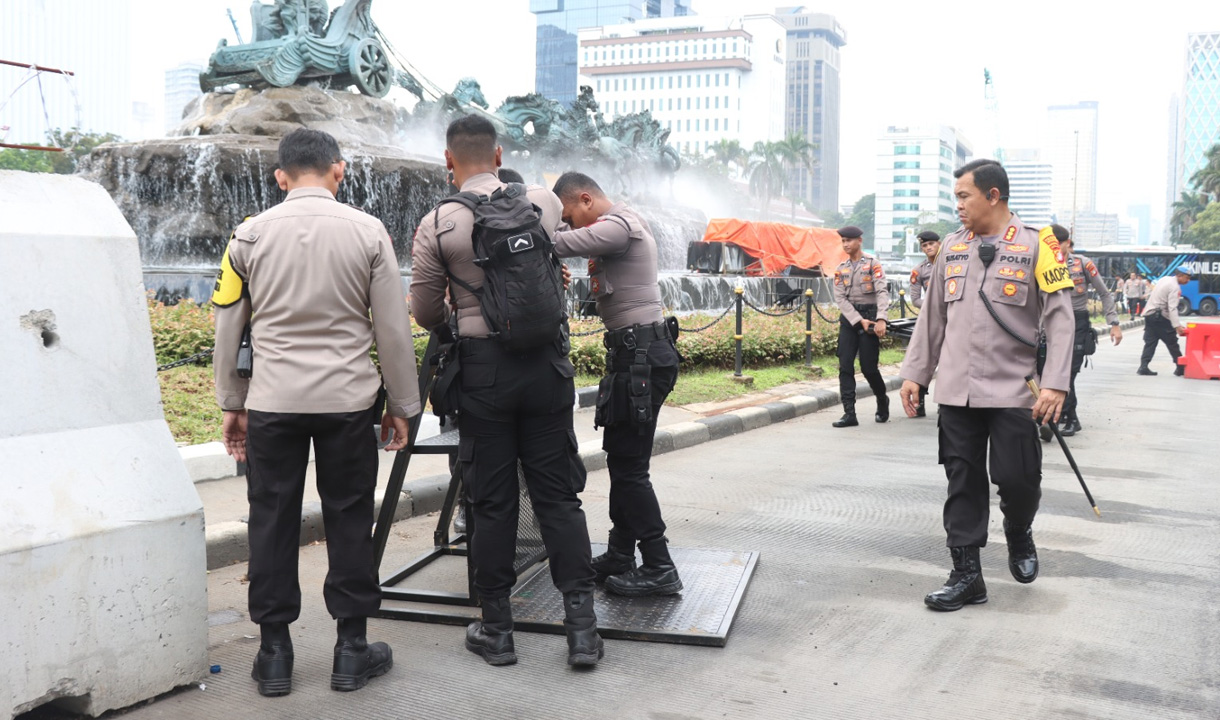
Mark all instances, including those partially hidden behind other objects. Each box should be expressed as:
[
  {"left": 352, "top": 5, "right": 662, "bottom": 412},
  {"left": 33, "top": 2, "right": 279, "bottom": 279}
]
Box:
[{"left": 161, "top": 347, "right": 906, "bottom": 446}]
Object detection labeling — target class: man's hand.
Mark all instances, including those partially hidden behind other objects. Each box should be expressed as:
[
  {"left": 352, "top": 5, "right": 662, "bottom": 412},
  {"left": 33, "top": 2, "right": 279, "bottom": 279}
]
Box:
[
  {"left": 1110, "top": 325, "right": 1123, "bottom": 346},
  {"left": 381, "top": 413, "right": 411, "bottom": 452},
  {"left": 900, "top": 380, "right": 921, "bottom": 418},
  {"left": 1176, "top": 325, "right": 1188, "bottom": 337},
  {"left": 561, "top": 264, "right": 573, "bottom": 290},
  {"left": 860, "top": 319, "right": 873, "bottom": 334},
  {"left": 222, "top": 410, "right": 248, "bottom": 463},
  {"left": 873, "top": 318, "right": 887, "bottom": 339},
  {"left": 1032, "top": 388, "right": 1067, "bottom": 425}
]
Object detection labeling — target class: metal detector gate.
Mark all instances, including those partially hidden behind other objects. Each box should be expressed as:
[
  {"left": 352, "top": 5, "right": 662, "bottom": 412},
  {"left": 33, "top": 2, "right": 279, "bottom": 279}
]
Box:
[{"left": 371, "top": 333, "right": 759, "bottom": 647}]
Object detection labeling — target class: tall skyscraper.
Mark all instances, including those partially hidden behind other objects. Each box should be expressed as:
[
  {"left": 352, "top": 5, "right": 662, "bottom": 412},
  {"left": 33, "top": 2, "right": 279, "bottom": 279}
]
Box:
[
  {"left": 874, "top": 125, "right": 972, "bottom": 254},
  {"left": 1168, "top": 32, "right": 1220, "bottom": 229},
  {"left": 164, "top": 62, "right": 204, "bottom": 134},
  {"left": 774, "top": 7, "right": 845, "bottom": 214},
  {"left": 0, "top": 0, "right": 133, "bottom": 143},
  {"left": 1044, "top": 101, "right": 1099, "bottom": 228},
  {"left": 1004, "top": 149, "right": 1054, "bottom": 230},
  {"left": 531, "top": 0, "right": 691, "bottom": 106},
  {"left": 578, "top": 14, "right": 787, "bottom": 156}
]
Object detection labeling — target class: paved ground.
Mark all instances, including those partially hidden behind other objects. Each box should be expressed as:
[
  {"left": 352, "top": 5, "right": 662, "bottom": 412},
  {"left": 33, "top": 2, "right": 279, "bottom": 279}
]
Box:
[{"left": 22, "top": 320, "right": 1220, "bottom": 719}]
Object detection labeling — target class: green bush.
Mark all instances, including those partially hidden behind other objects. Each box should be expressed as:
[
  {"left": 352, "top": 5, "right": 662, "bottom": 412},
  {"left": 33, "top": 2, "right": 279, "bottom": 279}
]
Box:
[{"left": 147, "top": 296, "right": 215, "bottom": 365}]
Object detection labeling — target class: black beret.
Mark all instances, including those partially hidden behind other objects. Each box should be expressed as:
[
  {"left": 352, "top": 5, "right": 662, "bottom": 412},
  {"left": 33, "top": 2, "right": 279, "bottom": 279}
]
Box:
[
  {"left": 837, "top": 225, "right": 863, "bottom": 239},
  {"left": 1050, "top": 223, "right": 1070, "bottom": 242},
  {"left": 917, "top": 231, "right": 940, "bottom": 243}
]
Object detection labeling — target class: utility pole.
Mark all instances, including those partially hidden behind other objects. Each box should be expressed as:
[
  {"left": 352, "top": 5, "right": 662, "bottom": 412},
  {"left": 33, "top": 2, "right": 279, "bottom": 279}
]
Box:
[{"left": 1071, "top": 129, "right": 1079, "bottom": 237}]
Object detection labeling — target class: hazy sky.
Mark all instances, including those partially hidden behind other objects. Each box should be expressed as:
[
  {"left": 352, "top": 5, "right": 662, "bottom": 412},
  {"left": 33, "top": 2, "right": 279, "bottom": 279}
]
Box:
[{"left": 132, "top": 0, "right": 1217, "bottom": 231}]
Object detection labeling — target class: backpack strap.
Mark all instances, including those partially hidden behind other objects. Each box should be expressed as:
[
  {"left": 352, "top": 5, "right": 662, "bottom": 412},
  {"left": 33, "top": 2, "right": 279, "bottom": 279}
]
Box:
[{"left": 433, "top": 192, "right": 484, "bottom": 298}]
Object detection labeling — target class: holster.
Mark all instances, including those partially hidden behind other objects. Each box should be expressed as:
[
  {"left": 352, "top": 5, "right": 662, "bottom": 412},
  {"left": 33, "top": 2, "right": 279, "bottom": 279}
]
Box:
[
  {"left": 428, "top": 326, "right": 461, "bottom": 418},
  {"left": 595, "top": 321, "right": 669, "bottom": 431},
  {"left": 236, "top": 322, "right": 253, "bottom": 379}
]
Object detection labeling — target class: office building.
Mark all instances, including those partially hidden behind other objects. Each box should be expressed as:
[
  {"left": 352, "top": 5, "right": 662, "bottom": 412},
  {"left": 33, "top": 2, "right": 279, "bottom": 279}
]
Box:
[
  {"left": 1044, "top": 101, "right": 1099, "bottom": 225},
  {"left": 577, "top": 14, "right": 787, "bottom": 156},
  {"left": 531, "top": 0, "right": 691, "bottom": 107},
  {"left": 1126, "top": 203, "right": 1152, "bottom": 245},
  {"left": 0, "top": 0, "right": 132, "bottom": 142},
  {"left": 774, "top": 7, "right": 845, "bottom": 213},
  {"left": 1004, "top": 149, "right": 1054, "bottom": 229},
  {"left": 1168, "top": 32, "right": 1220, "bottom": 231},
  {"left": 874, "top": 125, "right": 972, "bottom": 254},
  {"left": 1070, "top": 211, "right": 1128, "bottom": 249},
  {"left": 164, "top": 62, "right": 204, "bottom": 133}
]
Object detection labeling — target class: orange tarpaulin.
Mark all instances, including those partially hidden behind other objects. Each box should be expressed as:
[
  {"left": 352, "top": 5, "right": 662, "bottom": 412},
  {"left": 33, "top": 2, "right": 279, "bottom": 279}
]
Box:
[{"left": 701, "top": 219, "right": 848, "bottom": 275}]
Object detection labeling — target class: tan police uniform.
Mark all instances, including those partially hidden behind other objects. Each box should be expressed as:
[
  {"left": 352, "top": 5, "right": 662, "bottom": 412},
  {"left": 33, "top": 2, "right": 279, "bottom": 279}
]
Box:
[
  {"left": 1060, "top": 252, "right": 1120, "bottom": 428},
  {"left": 408, "top": 172, "right": 596, "bottom": 604},
  {"left": 909, "top": 259, "right": 934, "bottom": 309},
  {"left": 832, "top": 251, "right": 890, "bottom": 421},
  {"left": 900, "top": 216, "right": 1074, "bottom": 548},
  {"left": 212, "top": 185, "right": 420, "bottom": 625}
]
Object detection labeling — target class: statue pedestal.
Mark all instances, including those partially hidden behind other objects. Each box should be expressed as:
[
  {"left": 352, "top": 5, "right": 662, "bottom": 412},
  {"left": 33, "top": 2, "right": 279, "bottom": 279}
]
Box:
[{"left": 0, "top": 171, "right": 208, "bottom": 717}]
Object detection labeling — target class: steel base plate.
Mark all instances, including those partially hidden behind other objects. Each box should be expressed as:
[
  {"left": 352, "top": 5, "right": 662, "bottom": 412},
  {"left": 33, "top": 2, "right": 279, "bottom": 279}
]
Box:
[{"left": 378, "top": 544, "right": 758, "bottom": 647}]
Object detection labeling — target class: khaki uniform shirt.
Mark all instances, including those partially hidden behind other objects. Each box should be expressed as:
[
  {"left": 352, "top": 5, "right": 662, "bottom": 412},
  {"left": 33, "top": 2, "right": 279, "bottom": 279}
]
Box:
[
  {"left": 1067, "top": 253, "right": 1120, "bottom": 324},
  {"left": 213, "top": 187, "right": 421, "bottom": 418},
  {"left": 410, "top": 173, "right": 564, "bottom": 337},
  {"left": 1124, "top": 278, "right": 1150, "bottom": 299},
  {"left": 552, "top": 202, "right": 663, "bottom": 330},
  {"left": 1142, "top": 275, "right": 1183, "bottom": 327},
  {"left": 900, "top": 216, "right": 1075, "bottom": 408},
  {"left": 832, "top": 254, "right": 890, "bottom": 325},
  {"left": 909, "top": 259, "right": 934, "bottom": 309}
]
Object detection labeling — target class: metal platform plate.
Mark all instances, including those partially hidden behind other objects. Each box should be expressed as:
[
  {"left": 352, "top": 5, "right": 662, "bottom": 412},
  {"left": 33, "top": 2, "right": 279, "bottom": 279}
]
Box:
[{"left": 379, "top": 544, "right": 759, "bottom": 647}]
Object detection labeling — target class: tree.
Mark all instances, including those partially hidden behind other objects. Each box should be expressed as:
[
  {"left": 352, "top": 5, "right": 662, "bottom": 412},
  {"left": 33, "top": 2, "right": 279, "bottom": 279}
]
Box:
[
  {"left": 1170, "top": 190, "right": 1209, "bottom": 242},
  {"left": 777, "top": 133, "right": 817, "bottom": 223},
  {"left": 918, "top": 219, "right": 960, "bottom": 239},
  {"left": 747, "top": 141, "right": 787, "bottom": 221},
  {"left": 846, "top": 194, "right": 875, "bottom": 243},
  {"left": 707, "top": 138, "right": 748, "bottom": 179},
  {"left": 819, "top": 208, "right": 847, "bottom": 228},
  {"left": 0, "top": 146, "right": 56, "bottom": 173},
  {"left": 1184, "top": 201, "right": 1220, "bottom": 251},
  {"left": 45, "top": 127, "right": 122, "bottom": 174},
  {"left": 1189, "top": 142, "right": 1220, "bottom": 202}
]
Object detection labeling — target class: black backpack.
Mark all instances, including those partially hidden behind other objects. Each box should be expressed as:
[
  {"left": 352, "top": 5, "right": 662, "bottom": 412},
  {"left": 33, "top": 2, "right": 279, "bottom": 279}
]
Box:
[{"left": 437, "top": 183, "right": 566, "bottom": 351}]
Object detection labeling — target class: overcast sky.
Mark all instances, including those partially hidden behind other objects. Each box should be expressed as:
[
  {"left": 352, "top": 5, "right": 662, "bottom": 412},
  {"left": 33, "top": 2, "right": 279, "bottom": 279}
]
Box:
[{"left": 132, "top": 0, "right": 1217, "bottom": 232}]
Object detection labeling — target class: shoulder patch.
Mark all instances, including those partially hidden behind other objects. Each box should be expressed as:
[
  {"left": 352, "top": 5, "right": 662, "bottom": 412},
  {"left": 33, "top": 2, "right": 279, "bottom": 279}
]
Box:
[
  {"left": 211, "top": 244, "right": 245, "bottom": 307},
  {"left": 1034, "top": 226, "right": 1073, "bottom": 293},
  {"left": 950, "top": 242, "right": 969, "bottom": 252}
]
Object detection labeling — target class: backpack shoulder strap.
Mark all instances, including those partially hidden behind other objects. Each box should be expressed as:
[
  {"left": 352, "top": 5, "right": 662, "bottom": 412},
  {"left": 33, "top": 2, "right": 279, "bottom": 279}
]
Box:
[{"left": 432, "top": 192, "right": 484, "bottom": 296}]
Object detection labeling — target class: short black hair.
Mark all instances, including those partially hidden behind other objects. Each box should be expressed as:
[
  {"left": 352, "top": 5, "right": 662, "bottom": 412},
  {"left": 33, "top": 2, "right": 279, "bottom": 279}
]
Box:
[
  {"left": 446, "top": 114, "right": 497, "bottom": 163},
  {"left": 278, "top": 128, "right": 341, "bottom": 176},
  {"left": 497, "top": 167, "right": 524, "bottom": 184},
  {"left": 552, "top": 171, "right": 605, "bottom": 201},
  {"left": 953, "top": 159, "right": 1009, "bottom": 201},
  {"left": 1050, "top": 224, "right": 1071, "bottom": 242}
]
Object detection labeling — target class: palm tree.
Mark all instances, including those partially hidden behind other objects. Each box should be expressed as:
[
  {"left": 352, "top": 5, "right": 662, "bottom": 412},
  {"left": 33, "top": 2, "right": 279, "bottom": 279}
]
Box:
[
  {"left": 1170, "top": 190, "right": 1209, "bottom": 242},
  {"left": 708, "top": 138, "right": 748, "bottom": 178},
  {"left": 748, "top": 141, "right": 787, "bottom": 221},
  {"left": 777, "top": 133, "right": 818, "bottom": 222},
  {"left": 1189, "top": 142, "right": 1220, "bottom": 201}
]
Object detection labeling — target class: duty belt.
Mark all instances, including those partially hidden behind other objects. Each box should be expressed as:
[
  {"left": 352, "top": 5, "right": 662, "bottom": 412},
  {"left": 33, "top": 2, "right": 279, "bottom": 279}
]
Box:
[
  {"left": 851, "top": 302, "right": 878, "bottom": 314},
  {"left": 604, "top": 321, "right": 670, "bottom": 351}
]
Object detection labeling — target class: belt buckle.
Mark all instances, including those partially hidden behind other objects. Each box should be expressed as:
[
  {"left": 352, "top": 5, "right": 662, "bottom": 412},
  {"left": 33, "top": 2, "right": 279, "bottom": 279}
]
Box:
[{"left": 621, "top": 328, "right": 637, "bottom": 350}]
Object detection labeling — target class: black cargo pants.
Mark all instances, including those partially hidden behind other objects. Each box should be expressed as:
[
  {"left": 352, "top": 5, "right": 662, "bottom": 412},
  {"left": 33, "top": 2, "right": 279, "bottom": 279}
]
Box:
[
  {"left": 1063, "top": 310, "right": 1092, "bottom": 421},
  {"left": 838, "top": 312, "right": 886, "bottom": 410},
  {"left": 245, "top": 405, "right": 381, "bottom": 624},
  {"left": 938, "top": 405, "right": 1042, "bottom": 547},
  {"left": 1140, "top": 313, "right": 1182, "bottom": 368},
  {"left": 457, "top": 338, "right": 594, "bottom": 600},
  {"left": 602, "top": 338, "right": 680, "bottom": 544}
]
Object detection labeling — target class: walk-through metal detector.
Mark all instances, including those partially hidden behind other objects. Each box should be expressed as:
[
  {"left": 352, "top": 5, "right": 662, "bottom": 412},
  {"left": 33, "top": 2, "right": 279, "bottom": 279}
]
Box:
[{"left": 371, "top": 333, "right": 759, "bottom": 647}]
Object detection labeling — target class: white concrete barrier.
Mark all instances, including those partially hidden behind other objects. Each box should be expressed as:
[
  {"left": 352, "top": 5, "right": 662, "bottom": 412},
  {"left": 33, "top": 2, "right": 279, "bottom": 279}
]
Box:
[{"left": 0, "top": 171, "right": 208, "bottom": 718}]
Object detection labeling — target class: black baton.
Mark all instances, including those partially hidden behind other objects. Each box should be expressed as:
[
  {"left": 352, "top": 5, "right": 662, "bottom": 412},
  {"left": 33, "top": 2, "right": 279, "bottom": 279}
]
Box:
[{"left": 1025, "top": 374, "right": 1101, "bottom": 517}]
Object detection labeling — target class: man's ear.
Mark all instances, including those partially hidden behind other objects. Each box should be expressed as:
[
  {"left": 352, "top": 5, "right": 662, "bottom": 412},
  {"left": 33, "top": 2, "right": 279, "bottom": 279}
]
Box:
[
  {"left": 333, "top": 160, "right": 346, "bottom": 185},
  {"left": 274, "top": 167, "right": 289, "bottom": 191},
  {"left": 444, "top": 148, "right": 454, "bottom": 171},
  {"left": 494, "top": 145, "right": 503, "bottom": 168},
  {"left": 581, "top": 191, "right": 594, "bottom": 207}
]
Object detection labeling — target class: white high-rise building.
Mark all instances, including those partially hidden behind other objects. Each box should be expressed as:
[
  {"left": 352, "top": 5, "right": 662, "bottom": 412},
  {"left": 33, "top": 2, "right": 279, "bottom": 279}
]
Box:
[
  {"left": 1167, "top": 32, "right": 1220, "bottom": 240},
  {"left": 164, "top": 62, "right": 204, "bottom": 134},
  {"left": 1044, "top": 101, "right": 1099, "bottom": 226},
  {"left": 874, "top": 125, "right": 972, "bottom": 254},
  {"left": 1003, "top": 149, "right": 1054, "bottom": 229},
  {"left": 577, "top": 14, "right": 787, "bottom": 157},
  {"left": 0, "top": 0, "right": 133, "bottom": 143}
]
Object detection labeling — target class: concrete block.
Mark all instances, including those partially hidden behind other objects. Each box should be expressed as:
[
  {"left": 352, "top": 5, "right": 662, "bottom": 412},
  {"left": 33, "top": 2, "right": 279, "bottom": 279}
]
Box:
[
  {"left": 803, "top": 388, "right": 839, "bottom": 411},
  {"left": 698, "top": 413, "right": 744, "bottom": 440},
  {"left": 666, "top": 422, "right": 710, "bottom": 450},
  {"left": 180, "top": 442, "right": 237, "bottom": 483},
  {"left": 784, "top": 395, "right": 822, "bottom": 417},
  {"left": 762, "top": 402, "right": 796, "bottom": 423},
  {"left": 729, "top": 406, "right": 772, "bottom": 432},
  {"left": 0, "top": 171, "right": 208, "bottom": 717}
]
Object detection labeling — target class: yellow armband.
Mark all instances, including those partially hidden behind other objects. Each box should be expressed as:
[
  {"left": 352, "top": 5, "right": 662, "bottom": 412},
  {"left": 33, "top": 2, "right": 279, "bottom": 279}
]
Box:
[
  {"left": 211, "top": 245, "right": 245, "bottom": 307},
  {"left": 1035, "top": 227, "right": 1073, "bottom": 293}
]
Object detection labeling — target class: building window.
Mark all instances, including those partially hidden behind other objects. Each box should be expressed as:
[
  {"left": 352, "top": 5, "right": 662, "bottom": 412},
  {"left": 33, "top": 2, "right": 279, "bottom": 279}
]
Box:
[
  {"left": 893, "top": 203, "right": 919, "bottom": 211},
  {"left": 714, "top": 118, "right": 719, "bottom": 131},
  {"left": 892, "top": 231, "right": 906, "bottom": 239},
  {"left": 614, "top": 79, "right": 619, "bottom": 91},
  {"left": 894, "top": 161, "right": 921, "bottom": 169},
  {"left": 650, "top": 77, "right": 655, "bottom": 90},
  {"left": 650, "top": 99, "right": 654, "bottom": 110},
  {"left": 696, "top": 75, "right": 701, "bottom": 88},
  {"left": 715, "top": 97, "right": 719, "bottom": 109},
  {"left": 715, "top": 74, "right": 720, "bottom": 87},
  {"left": 668, "top": 98, "right": 672, "bottom": 110},
  {"left": 597, "top": 80, "right": 601, "bottom": 92},
  {"left": 632, "top": 78, "right": 637, "bottom": 91},
  {"left": 894, "top": 175, "right": 920, "bottom": 183},
  {"left": 686, "top": 119, "right": 690, "bottom": 131},
  {"left": 695, "top": 119, "right": 700, "bottom": 131},
  {"left": 686, "top": 98, "right": 690, "bottom": 109},
  {"left": 894, "top": 144, "right": 921, "bottom": 155},
  {"left": 632, "top": 100, "right": 637, "bottom": 111},
  {"left": 668, "top": 76, "right": 673, "bottom": 89}
]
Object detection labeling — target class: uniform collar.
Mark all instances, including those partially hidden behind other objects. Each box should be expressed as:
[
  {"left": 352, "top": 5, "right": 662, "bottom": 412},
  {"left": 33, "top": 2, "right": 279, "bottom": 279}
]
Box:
[
  {"left": 285, "top": 186, "right": 337, "bottom": 201},
  {"left": 459, "top": 172, "right": 503, "bottom": 194}
]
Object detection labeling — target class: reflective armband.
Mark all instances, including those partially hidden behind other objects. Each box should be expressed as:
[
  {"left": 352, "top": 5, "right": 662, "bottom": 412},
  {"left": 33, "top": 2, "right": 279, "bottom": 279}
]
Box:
[
  {"left": 1035, "top": 227, "right": 1073, "bottom": 293},
  {"left": 211, "top": 245, "right": 245, "bottom": 307}
]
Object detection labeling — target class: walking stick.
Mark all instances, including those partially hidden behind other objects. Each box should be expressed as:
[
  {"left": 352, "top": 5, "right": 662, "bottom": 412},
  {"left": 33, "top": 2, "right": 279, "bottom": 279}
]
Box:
[{"left": 1025, "top": 374, "right": 1101, "bottom": 517}]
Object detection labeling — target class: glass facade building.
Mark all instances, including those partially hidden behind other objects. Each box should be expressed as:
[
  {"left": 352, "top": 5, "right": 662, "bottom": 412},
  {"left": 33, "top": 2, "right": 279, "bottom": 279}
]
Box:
[
  {"left": 531, "top": 0, "right": 690, "bottom": 106},
  {"left": 1170, "top": 32, "right": 1220, "bottom": 218}
]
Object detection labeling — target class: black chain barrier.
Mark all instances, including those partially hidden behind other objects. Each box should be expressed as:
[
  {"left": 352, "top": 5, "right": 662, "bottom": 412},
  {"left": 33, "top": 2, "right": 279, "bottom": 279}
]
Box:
[
  {"left": 157, "top": 348, "right": 214, "bottom": 372},
  {"left": 677, "top": 302, "right": 735, "bottom": 333},
  {"left": 811, "top": 300, "right": 841, "bottom": 325},
  {"left": 741, "top": 296, "right": 803, "bottom": 318}
]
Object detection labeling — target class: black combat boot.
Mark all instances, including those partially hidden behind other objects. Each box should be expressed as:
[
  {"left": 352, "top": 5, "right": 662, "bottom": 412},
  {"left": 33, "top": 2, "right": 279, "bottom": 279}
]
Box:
[
  {"left": 465, "top": 597, "right": 517, "bottom": 666},
  {"left": 924, "top": 546, "right": 988, "bottom": 611},
  {"left": 331, "top": 617, "right": 393, "bottom": 691},
  {"left": 252, "top": 622, "right": 293, "bottom": 697},
  {"left": 1059, "top": 414, "right": 1081, "bottom": 437},
  {"left": 562, "top": 591, "right": 604, "bottom": 667},
  {"left": 605, "top": 536, "right": 683, "bottom": 596},
  {"left": 1174, "top": 364, "right": 1185, "bottom": 377},
  {"left": 832, "top": 403, "right": 858, "bottom": 428},
  {"left": 591, "top": 528, "right": 637, "bottom": 582},
  {"left": 875, "top": 394, "right": 890, "bottom": 423},
  {"left": 1004, "top": 519, "right": 1039, "bottom": 584},
  {"left": 1136, "top": 365, "right": 1157, "bottom": 376}
]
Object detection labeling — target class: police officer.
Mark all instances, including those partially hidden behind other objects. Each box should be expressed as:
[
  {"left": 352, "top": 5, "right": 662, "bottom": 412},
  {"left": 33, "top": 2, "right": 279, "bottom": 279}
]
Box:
[
  {"left": 1056, "top": 227, "right": 1122, "bottom": 436},
  {"left": 908, "top": 230, "right": 941, "bottom": 417},
  {"left": 549, "top": 171, "right": 683, "bottom": 598},
  {"left": 1137, "top": 265, "right": 1193, "bottom": 376},
  {"left": 409, "top": 115, "right": 602, "bottom": 668},
  {"left": 831, "top": 225, "right": 890, "bottom": 427},
  {"left": 1124, "top": 271, "right": 1149, "bottom": 318},
  {"left": 213, "top": 128, "right": 418, "bottom": 696},
  {"left": 899, "top": 159, "right": 1074, "bottom": 611}
]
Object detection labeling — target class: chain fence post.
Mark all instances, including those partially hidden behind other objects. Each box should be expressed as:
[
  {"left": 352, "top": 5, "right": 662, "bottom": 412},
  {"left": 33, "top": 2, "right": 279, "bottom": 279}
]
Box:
[
  {"left": 733, "top": 286, "right": 744, "bottom": 378},
  {"left": 899, "top": 289, "right": 907, "bottom": 318},
  {"left": 804, "top": 288, "right": 814, "bottom": 368}
]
